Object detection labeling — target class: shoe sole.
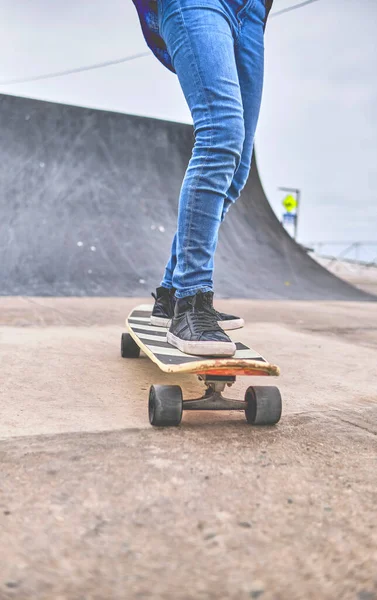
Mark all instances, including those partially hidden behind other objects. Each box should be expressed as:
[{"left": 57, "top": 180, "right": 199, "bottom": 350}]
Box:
[
  {"left": 150, "top": 315, "right": 172, "bottom": 328},
  {"left": 167, "top": 331, "right": 236, "bottom": 357},
  {"left": 219, "top": 318, "right": 245, "bottom": 331}
]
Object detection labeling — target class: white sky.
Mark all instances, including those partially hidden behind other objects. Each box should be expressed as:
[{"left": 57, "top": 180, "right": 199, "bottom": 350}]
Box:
[{"left": 0, "top": 0, "right": 376, "bottom": 252}]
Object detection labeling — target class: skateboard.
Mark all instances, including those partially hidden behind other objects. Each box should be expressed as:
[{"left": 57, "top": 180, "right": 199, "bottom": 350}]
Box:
[{"left": 121, "top": 304, "right": 282, "bottom": 427}]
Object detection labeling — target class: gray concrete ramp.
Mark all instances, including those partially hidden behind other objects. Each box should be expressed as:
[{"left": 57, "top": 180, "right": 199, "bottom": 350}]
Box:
[{"left": 0, "top": 93, "right": 373, "bottom": 300}]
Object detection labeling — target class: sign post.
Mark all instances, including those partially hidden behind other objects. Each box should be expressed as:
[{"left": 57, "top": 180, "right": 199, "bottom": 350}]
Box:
[{"left": 278, "top": 187, "right": 301, "bottom": 240}]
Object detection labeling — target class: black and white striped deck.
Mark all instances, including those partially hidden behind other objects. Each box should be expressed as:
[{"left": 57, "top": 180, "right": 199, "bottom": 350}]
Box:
[{"left": 126, "top": 304, "right": 267, "bottom": 366}]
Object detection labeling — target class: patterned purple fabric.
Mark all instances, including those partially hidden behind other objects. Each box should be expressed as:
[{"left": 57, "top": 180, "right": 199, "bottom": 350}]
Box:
[
  {"left": 131, "top": 0, "right": 176, "bottom": 73},
  {"left": 131, "top": 0, "right": 273, "bottom": 75}
]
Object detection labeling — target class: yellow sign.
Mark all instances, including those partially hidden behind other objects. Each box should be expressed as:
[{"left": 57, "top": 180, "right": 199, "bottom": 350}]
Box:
[{"left": 282, "top": 195, "right": 297, "bottom": 213}]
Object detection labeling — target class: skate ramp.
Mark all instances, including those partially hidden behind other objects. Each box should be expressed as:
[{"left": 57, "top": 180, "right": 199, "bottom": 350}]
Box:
[{"left": 0, "top": 93, "right": 374, "bottom": 300}]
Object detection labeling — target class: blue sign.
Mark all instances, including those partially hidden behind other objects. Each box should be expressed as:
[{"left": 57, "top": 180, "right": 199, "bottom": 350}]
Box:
[{"left": 282, "top": 212, "right": 297, "bottom": 225}]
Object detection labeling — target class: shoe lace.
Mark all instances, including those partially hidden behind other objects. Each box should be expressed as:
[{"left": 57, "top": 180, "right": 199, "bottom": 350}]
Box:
[{"left": 191, "top": 311, "right": 221, "bottom": 334}]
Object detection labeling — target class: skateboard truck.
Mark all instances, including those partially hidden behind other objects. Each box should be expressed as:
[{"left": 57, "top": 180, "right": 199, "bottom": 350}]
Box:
[
  {"left": 198, "top": 374, "right": 236, "bottom": 391},
  {"left": 183, "top": 375, "right": 246, "bottom": 411},
  {"left": 147, "top": 376, "right": 282, "bottom": 426}
]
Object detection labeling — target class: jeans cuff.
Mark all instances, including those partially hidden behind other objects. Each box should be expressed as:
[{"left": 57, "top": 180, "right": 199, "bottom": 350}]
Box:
[
  {"left": 174, "top": 285, "right": 213, "bottom": 299},
  {"left": 160, "top": 279, "right": 173, "bottom": 289}
]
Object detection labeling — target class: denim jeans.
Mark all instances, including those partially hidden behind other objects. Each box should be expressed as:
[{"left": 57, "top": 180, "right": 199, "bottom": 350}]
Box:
[{"left": 157, "top": 0, "right": 266, "bottom": 298}]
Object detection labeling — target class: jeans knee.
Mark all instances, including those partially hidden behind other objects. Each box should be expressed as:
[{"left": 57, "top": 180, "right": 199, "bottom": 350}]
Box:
[
  {"left": 195, "top": 116, "right": 245, "bottom": 167},
  {"left": 223, "top": 117, "right": 245, "bottom": 160}
]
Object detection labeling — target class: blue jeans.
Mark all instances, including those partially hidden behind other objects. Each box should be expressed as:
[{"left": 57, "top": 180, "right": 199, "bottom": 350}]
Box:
[{"left": 158, "top": 0, "right": 265, "bottom": 298}]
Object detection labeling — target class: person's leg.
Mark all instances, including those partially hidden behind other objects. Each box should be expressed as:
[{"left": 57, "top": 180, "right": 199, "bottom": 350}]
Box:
[
  {"left": 156, "top": 0, "right": 265, "bottom": 355},
  {"left": 160, "top": 0, "right": 265, "bottom": 288},
  {"left": 185, "top": 0, "right": 266, "bottom": 337},
  {"left": 156, "top": 0, "right": 248, "bottom": 354},
  {"left": 160, "top": 231, "right": 177, "bottom": 289},
  {"left": 221, "top": 0, "right": 265, "bottom": 222},
  {"left": 158, "top": 0, "right": 245, "bottom": 299},
  {"left": 151, "top": 232, "right": 177, "bottom": 326}
]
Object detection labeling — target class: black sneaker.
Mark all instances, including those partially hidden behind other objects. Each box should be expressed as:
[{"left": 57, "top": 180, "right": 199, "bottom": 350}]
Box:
[
  {"left": 166, "top": 291, "right": 236, "bottom": 357},
  {"left": 201, "top": 291, "right": 245, "bottom": 330},
  {"left": 151, "top": 288, "right": 244, "bottom": 331},
  {"left": 150, "top": 286, "right": 175, "bottom": 327}
]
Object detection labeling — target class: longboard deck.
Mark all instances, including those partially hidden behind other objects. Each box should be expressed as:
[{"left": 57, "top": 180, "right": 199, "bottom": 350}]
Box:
[{"left": 126, "top": 304, "right": 280, "bottom": 377}]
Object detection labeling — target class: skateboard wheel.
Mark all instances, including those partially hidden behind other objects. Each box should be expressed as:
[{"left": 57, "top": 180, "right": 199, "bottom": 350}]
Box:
[
  {"left": 121, "top": 333, "right": 140, "bottom": 358},
  {"left": 244, "top": 386, "right": 282, "bottom": 426},
  {"left": 149, "top": 385, "right": 183, "bottom": 427}
]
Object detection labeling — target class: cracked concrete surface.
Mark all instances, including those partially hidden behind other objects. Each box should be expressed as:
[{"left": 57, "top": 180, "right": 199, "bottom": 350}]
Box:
[{"left": 1, "top": 298, "right": 377, "bottom": 600}]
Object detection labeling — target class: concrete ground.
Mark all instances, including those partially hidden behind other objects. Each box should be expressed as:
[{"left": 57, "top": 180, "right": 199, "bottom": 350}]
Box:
[{"left": 1, "top": 297, "right": 377, "bottom": 600}]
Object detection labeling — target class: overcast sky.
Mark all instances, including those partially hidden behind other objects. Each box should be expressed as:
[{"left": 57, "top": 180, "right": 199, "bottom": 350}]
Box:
[{"left": 0, "top": 0, "right": 376, "bottom": 256}]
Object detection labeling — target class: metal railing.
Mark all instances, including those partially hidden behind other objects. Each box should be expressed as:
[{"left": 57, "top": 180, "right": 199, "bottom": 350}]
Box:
[{"left": 308, "top": 242, "right": 377, "bottom": 267}]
